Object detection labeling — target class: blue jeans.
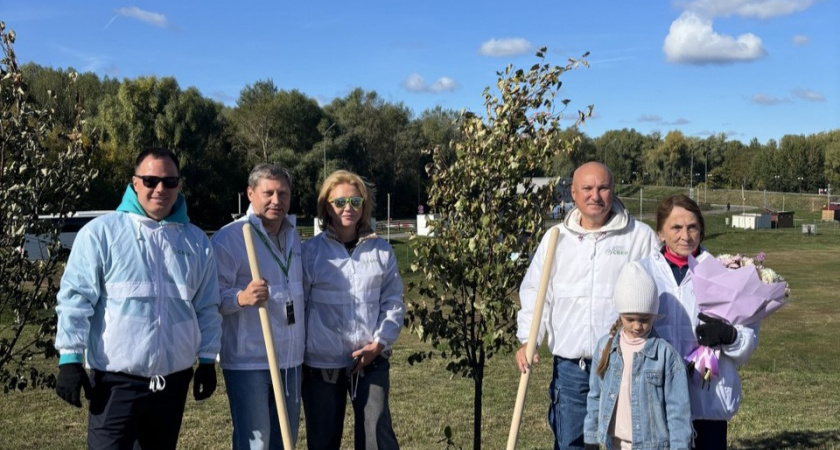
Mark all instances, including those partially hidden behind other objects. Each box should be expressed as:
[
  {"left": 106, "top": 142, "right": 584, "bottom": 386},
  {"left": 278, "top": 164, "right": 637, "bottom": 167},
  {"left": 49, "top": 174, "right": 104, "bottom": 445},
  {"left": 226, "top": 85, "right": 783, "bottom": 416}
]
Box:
[
  {"left": 223, "top": 366, "right": 302, "bottom": 450},
  {"left": 548, "top": 356, "right": 590, "bottom": 450},
  {"left": 302, "top": 357, "right": 399, "bottom": 450}
]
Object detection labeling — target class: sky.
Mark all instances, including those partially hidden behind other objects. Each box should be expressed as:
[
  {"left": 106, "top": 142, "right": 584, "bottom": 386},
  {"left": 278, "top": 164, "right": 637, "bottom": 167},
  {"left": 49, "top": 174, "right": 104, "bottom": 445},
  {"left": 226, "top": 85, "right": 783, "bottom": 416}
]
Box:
[{"left": 2, "top": 0, "right": 838, "bottom": 144}]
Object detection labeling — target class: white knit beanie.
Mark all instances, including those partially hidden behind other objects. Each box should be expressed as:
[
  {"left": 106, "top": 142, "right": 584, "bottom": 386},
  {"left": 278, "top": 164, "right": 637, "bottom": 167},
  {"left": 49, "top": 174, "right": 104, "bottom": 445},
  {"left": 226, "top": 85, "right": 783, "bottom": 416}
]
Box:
[{"left": 613, "top": 261, "right": 659, "bottom": 315}]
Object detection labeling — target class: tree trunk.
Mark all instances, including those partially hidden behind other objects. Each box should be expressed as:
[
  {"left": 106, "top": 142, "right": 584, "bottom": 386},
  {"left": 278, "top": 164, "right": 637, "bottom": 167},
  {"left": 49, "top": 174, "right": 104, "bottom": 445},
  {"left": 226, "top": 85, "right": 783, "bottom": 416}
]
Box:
[{"left": 472, "top": 345, "right": 485, "bottom": 450}]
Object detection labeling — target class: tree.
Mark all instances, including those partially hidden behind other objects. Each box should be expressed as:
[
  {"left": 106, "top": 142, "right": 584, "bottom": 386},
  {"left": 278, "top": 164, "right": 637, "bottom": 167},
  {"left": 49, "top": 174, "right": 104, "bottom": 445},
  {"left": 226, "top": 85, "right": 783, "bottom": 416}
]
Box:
[
  {"left": 1, "top": 22, "right": 98, "bottom": 391},
  {"left": 817, "top": 130, "right": 840, "bottom": 193},
  {"left": 323, "top": 89, "right": 419, "bottom": 218},
  {"left": 94, "top": 77, "right": 239, "bottom": 229},
  {"left": 407, "top": 48, "right": 591, "bottom": 449}
]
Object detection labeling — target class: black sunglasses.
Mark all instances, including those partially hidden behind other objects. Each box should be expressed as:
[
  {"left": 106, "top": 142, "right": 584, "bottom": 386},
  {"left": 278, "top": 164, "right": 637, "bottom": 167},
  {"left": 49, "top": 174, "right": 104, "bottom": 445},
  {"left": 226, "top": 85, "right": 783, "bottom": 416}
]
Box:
[{"left": 134, "top": 175, "right": 180, "bottom": 189}]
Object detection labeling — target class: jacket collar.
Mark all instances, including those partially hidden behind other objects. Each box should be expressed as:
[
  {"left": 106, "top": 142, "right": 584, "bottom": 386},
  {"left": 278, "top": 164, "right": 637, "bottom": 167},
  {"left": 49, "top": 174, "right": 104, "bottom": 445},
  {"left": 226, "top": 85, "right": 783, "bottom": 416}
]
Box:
[
  {"left": 610, "top": 327, "right": 663, "bottom": 358},
  {"left": 564, "top": 198, "right": 630, "bottom": 235},
  {"left": 324, "top": 222, "right": 376, "bottom": 245},
  {"left": 115, "top": 184, "right": 189, "bottom": 224}
]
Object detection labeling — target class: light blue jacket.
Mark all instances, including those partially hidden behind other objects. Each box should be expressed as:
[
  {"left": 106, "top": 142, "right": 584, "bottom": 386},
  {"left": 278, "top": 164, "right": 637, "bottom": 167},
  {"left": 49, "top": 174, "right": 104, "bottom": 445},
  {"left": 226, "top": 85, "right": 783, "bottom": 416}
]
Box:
[
  {"left": 585, "top": 329, "right": 693, "bottom": 449},
  {"left": 302, "top": 227, "right": 405, "bottom": 369},
  {"left": 55, "top": 186, "right": 222, "bottom": 377}
]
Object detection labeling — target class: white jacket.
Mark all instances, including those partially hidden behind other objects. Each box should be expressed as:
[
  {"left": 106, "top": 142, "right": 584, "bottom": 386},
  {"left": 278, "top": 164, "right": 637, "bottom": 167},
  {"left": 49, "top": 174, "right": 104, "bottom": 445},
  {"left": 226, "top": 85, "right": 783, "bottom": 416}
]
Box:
[
  {"left": 638, "top": 251, "right": 759, "bottom": 421},
  {"left": 517, "top": 203, "right": 659, "bottom": 360},
  {"left": 211, "top": 208, "right": 305, "bottom": 370},
  {"left": 302, "top": 230, "right": 405, "bottom": 369}
]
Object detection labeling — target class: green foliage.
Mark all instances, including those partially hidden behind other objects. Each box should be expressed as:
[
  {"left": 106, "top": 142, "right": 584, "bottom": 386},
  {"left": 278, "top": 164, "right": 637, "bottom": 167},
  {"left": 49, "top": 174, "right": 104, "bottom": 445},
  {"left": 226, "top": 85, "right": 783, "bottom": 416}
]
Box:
[
  {"left": 323, "top": 88, "right": 438, "bottom": 218},
  {"left": 93, "top": 75, "right": 243, "bottom": 229},
  {"left": 0, "top": 23, "right": 98, "bottom": 392},
  {"left": 407, "top": 48, "right": 592, "bottom": 448}
]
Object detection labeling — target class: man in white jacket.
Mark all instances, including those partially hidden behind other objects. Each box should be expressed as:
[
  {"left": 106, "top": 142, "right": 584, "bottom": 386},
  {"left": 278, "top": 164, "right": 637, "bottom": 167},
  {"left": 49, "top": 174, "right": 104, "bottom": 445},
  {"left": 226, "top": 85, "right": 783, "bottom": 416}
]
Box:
[
  {"left": 515, "top": 162, "right": 660, "bottom": 450},
  {"left": 55, "top": 147, "right": 222, "bottom": 450},
  {"left": 211, "top": 164, "right": 305, "bottom": 450}
]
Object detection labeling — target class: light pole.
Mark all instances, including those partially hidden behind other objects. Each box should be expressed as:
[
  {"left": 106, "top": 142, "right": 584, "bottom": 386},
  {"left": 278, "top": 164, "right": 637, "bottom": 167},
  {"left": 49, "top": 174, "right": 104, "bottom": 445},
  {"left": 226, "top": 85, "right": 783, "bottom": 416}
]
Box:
[
  {"left": 704, "top": 148, "right": 708, "bottom": 203},
  {"left": 689, "top": 148, "right": 694, "bottom": 199},
  {"left": 322, "top": 123, "right": 337, "bottom": 182}
]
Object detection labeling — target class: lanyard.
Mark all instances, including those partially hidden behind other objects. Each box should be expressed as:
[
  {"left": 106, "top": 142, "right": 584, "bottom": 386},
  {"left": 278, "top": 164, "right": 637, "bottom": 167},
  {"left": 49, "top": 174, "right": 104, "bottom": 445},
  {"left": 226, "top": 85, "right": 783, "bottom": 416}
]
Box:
[{"left": 249, "top": 221, "right": 292, "bottom": 280}]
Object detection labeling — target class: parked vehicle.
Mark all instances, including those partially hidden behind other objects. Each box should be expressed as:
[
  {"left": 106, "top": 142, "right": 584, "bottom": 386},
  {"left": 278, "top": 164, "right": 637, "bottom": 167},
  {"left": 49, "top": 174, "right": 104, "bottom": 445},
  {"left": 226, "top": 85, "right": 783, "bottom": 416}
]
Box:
[{"left": 20, "top": 210, "right": 113, "bottom": 260}]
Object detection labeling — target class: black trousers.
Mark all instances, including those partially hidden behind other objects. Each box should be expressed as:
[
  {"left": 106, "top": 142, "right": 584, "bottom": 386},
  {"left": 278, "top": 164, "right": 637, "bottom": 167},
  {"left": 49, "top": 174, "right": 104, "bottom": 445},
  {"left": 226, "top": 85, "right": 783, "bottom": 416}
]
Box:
[
  {"left": 693, "top": 419, "right": 728, "bottom": 450},
  {"left": 87, "top": 367, "right": 193, "bottom": 450}
]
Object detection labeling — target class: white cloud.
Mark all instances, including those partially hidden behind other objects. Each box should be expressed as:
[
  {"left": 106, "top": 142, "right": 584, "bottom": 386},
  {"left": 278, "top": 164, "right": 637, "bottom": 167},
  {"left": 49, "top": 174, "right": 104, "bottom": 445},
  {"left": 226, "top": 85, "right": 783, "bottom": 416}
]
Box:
[
  {"left": 403, "top": 74, "right": 427, "bottom": 93},
  {"left": 792, "top": 35, "right": 810, "bottom": 45},
  {"left": 430, "top": 77, "right": 457, "bottom": 92},
  {"left": 663, "top": 11, "right": 767, "bottom": 64},
  {"left": 685, "top": 0, "right": 817, "bottom": 20},
  {"left": 791, "top": 88, "right": 825, "bottom": 102},
  {"left": 115, "top": 7, "right": 171, "bottom": 28},
  {"left": 478, "top": 38, "right": 532, "bottom": 57},
  {"left": 637, "top": 114, "right": 662, "bottom": 123},
  {"left": 402, "top": 73, "right": 457, "bottom": 93},
  {"left": 210, "top": 90, "right": 236, "bottom": 104},
  {"left": 750, "top": 93, "right": 786, "bottom": 105},
  {"left": 637, "top": 115, "right": 688, "bottom": 125}
]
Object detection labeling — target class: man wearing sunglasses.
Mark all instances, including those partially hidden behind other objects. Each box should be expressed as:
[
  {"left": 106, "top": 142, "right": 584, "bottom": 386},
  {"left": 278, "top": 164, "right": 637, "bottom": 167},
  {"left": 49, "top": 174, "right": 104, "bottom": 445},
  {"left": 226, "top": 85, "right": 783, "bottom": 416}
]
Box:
[
  {"left": 55, "top": 147, "right": 222, "bottom": 450},
  {"left": 211, "top": 164, "right": 305, "bottom": 450}
]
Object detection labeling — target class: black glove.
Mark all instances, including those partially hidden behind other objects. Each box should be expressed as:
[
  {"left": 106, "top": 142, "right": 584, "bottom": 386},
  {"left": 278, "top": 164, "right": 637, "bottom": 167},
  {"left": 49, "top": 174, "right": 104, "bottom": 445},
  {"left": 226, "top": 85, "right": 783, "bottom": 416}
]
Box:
[
  {"left": 55, "top": 363, "right": 91, "bottom": 407},
  {"left": 696, "top": 313, "right": 737, "bottom": 347},
  {"left": 193, "top": 363, "right": 217, "bottom": 401}
]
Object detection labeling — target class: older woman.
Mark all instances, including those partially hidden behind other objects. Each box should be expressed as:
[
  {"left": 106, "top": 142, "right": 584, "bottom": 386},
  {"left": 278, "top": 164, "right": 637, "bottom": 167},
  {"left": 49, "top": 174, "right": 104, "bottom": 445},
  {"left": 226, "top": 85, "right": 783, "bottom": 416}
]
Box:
[
  {"left": 637, "top": 194, "right": 759, "bottom": 450},
  {"left": 301, "top": 170, "right": 405, "bottom": 450}
]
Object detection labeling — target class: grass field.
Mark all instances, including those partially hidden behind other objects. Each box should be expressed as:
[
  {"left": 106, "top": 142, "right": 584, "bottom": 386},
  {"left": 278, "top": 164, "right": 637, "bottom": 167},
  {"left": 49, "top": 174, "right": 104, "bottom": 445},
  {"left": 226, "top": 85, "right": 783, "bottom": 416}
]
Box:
[{"left": 1, "top": 191, "right": 839, "bottom": 449}]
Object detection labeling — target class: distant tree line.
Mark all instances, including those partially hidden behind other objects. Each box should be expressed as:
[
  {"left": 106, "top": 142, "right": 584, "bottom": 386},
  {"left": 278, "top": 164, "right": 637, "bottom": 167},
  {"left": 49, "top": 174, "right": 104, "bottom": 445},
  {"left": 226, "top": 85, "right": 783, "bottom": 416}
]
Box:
[{"left": 18, "top": 63, "right": 840, "bottom": 229}]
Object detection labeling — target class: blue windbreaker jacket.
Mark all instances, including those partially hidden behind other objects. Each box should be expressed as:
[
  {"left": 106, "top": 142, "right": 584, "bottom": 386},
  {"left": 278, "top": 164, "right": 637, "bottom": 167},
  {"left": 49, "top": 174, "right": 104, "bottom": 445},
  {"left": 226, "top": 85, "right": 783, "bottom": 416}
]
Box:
[{"left": 55, "top": 186, "right": 222, "bottom": 377}]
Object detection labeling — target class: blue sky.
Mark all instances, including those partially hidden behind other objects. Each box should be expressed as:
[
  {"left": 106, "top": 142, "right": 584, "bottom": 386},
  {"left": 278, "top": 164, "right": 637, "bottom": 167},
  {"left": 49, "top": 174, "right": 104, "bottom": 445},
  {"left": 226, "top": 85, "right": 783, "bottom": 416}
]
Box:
[{"left": 2, "top": 0, "right": 837, "bottom": 144}]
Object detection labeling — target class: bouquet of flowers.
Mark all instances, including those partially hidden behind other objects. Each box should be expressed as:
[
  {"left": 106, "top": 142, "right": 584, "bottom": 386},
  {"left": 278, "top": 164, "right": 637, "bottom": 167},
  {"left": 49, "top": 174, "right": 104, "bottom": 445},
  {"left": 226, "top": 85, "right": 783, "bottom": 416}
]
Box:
[{"left": 685, "top": 252, "right": 790, "bottom": 387}]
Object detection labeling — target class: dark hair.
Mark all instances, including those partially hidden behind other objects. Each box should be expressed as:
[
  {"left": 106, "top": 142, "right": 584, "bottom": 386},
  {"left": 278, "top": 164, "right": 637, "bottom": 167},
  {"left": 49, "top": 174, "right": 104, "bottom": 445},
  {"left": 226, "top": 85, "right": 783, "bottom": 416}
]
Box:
[
  {"left": 135, "top": 147, "right": 180, "bottom": 174},
  {"left": 655, "top": 194, "right": 705, "bottom": 242}
]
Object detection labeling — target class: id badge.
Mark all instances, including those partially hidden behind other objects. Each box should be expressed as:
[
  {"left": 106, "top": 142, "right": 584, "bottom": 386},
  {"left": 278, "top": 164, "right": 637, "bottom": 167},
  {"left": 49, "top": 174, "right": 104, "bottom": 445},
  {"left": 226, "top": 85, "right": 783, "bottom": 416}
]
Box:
[{"left": 285, "top": 300, "right": 295, "bottom": 325}]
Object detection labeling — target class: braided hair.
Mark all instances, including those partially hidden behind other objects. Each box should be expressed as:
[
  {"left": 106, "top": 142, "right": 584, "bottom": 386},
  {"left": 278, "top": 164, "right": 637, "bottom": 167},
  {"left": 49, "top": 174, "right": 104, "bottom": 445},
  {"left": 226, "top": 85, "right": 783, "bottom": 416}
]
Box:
[{"left": 595, "top": 318, "right": 623, "bottom": 378}]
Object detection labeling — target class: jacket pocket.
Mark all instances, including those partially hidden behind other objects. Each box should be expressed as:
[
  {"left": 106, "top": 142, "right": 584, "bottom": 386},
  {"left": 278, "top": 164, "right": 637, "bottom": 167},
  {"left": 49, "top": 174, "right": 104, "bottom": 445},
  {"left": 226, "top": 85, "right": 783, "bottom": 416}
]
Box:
[{"left": 644, "top": 370, "right": 664, "bottom": 386}]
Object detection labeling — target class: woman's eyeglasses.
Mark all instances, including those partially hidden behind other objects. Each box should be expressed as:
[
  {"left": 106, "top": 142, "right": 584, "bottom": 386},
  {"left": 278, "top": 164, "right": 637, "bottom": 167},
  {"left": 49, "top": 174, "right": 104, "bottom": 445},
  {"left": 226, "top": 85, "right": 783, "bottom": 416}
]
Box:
[
  {"left": 134, "top": 175, "right": 180, "bottom": 189},
  {"left": 329, "top": 196, "right": 364, "bottom": 210}
]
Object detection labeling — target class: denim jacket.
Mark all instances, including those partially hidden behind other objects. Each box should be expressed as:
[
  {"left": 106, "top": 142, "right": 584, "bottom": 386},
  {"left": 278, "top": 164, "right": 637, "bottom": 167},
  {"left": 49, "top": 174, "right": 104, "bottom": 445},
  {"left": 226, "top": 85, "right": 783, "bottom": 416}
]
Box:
[{"left": 584, "top": 329, "right": 693, "bottom": 449}]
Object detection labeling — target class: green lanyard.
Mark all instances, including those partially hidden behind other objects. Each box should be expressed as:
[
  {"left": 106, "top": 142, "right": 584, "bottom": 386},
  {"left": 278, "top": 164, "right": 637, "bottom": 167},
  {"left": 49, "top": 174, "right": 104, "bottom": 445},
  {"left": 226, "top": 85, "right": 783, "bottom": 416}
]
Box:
[{"left": 249, "top": 221, "right": 293, "bottom": 280}]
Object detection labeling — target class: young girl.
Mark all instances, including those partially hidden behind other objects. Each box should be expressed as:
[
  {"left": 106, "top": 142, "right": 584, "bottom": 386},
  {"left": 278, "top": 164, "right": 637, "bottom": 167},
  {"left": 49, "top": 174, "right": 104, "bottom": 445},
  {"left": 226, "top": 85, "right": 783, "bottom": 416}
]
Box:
[{"left": 584, "top": 261, "right": 692, "bottom": 449}]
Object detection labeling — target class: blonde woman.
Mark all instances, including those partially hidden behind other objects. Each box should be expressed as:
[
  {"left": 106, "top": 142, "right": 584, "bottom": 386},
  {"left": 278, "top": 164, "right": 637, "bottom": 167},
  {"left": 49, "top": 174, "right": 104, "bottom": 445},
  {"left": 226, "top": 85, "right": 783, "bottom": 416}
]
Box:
[{"left": 301, "top": 170, "right": 404, "bottom": 450}]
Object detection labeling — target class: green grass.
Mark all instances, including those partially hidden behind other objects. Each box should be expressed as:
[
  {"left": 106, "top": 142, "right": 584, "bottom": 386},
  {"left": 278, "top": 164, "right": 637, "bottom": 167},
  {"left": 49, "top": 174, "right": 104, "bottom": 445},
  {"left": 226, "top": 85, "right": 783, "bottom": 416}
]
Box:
[{"left": 2, "top": 195, "right": 839, "bottom": 449}]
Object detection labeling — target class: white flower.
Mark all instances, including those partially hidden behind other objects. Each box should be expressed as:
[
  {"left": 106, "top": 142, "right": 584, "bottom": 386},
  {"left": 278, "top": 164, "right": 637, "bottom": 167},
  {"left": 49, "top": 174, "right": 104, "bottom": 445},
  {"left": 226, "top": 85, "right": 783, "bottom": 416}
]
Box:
[{"left": 741, "top": 256, "right": 755, "bottom": 267}]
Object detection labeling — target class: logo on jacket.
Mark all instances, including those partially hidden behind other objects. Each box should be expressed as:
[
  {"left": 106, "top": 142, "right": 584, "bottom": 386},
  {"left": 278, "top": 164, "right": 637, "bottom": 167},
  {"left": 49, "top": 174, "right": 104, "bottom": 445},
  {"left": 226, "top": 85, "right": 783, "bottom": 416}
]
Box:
[
  {"left": 606, "top": 246, "right": 629, "bottom": 256},
  {"left": 173, "top": 248, "right": 195, "bottom": 257}
]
